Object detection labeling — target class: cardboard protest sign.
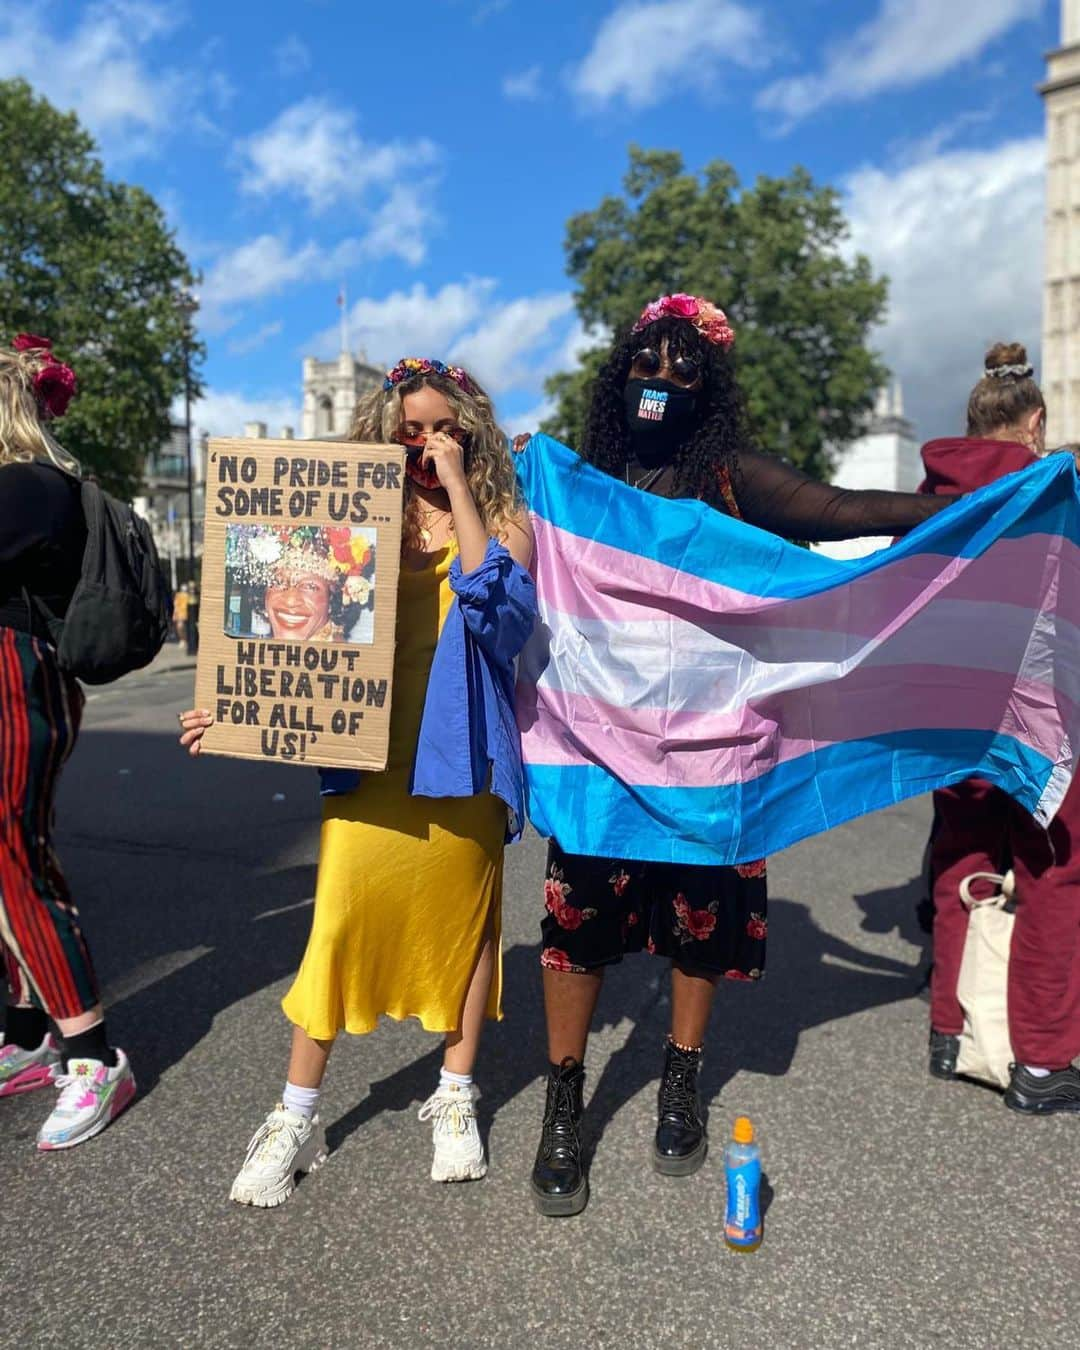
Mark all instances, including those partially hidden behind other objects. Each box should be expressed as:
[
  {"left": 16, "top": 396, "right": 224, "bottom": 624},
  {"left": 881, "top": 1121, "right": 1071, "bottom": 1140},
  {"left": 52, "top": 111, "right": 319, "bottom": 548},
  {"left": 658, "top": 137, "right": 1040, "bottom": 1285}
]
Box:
[{"left": 195, "top": 438, "right": 404, "bottom": 769}]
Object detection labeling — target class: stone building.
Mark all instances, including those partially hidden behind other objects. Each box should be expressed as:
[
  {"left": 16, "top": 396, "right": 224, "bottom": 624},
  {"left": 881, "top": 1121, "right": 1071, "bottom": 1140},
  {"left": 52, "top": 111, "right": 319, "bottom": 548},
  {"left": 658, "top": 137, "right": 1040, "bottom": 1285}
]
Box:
[
  {"left": 301, "top": 351, "right": 382, "bottom": 439},
  {"left": 134, "top": 424, "right": 207, "bottom": 589},
  {"left": 1042, "top": 0, "right": 1080, "bottom": 445}
]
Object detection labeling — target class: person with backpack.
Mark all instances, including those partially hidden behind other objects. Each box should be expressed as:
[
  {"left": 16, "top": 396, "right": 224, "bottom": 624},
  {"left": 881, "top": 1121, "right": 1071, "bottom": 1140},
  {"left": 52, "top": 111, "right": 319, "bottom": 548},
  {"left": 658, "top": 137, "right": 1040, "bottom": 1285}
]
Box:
[{"left": 0, "top": 334, "right": 137, "bottom": 1148}]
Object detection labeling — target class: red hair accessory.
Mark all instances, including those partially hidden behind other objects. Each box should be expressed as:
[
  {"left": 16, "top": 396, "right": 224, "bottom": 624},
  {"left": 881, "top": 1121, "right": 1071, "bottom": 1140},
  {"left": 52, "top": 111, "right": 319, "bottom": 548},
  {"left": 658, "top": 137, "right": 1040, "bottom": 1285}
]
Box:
[
  {"left": 11, "top": 333, "right": 78, "bottom": 419},
  {"left": 631, "top": 294, "right": 735, "bottom": 349},
  {"left": 13, "top": 333, "right": 53, "bottom": 354}
]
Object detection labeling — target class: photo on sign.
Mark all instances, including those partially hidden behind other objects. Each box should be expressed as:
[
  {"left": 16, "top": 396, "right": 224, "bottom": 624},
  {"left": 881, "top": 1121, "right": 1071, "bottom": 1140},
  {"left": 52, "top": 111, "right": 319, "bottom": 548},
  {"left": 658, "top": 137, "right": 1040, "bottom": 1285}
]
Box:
[{"left": 223, "top": 524, "right": 377, "bottom": 644}]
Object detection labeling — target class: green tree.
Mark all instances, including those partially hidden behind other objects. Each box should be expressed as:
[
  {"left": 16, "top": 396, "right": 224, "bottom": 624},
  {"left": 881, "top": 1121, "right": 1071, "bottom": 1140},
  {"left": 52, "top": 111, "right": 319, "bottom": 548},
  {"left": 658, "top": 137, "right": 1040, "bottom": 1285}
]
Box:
[
  {"left": 542, "top": 147, "right": 889, "bottom": 480},
  {"left": 0, "top": 78, "right": 201, "bottom": 499}
]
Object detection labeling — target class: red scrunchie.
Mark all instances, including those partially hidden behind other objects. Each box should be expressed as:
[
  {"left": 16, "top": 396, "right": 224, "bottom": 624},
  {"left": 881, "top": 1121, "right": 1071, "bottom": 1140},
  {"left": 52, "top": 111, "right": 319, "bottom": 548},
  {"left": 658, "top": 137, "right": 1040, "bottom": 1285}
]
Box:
[{"left": 11, "top": 333, "right": 77, "bottom": 419}]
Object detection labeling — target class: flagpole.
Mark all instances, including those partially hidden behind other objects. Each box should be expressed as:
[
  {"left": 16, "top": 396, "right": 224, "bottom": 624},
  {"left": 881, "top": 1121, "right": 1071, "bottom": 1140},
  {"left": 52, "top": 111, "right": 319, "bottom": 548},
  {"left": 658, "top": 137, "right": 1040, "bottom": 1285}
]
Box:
[{"left": 339, "top": 282, "right": 349, "bottom": 355}]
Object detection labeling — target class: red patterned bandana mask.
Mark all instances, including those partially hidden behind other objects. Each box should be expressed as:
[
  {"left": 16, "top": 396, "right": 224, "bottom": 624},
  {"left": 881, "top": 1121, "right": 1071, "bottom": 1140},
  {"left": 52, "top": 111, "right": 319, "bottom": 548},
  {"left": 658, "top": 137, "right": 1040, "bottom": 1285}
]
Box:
[{"left": 396, "top": 435, "right": 443, "bottom": 489}]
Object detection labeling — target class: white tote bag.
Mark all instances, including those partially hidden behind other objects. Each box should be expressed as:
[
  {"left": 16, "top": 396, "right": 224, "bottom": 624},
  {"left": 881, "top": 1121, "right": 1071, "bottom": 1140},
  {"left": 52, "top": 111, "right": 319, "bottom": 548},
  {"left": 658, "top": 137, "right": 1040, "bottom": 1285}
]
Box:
[{"left": 954, "top": 869, "right": 1016, "bottom": 1089}]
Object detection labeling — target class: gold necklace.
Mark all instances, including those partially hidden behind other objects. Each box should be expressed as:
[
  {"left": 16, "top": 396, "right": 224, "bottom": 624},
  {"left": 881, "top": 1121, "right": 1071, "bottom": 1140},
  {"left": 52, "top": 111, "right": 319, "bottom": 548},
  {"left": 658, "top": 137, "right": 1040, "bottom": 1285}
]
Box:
[{"left": 417, "top": 504, "right": 454, "bottom": 549}]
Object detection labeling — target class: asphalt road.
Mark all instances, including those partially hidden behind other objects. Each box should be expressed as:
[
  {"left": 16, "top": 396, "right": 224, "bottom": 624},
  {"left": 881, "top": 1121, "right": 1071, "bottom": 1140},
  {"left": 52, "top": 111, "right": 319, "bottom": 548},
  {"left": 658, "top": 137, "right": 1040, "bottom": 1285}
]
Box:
[{"left": 6, "top": 649, "right": 1079, "bottom": 1349}]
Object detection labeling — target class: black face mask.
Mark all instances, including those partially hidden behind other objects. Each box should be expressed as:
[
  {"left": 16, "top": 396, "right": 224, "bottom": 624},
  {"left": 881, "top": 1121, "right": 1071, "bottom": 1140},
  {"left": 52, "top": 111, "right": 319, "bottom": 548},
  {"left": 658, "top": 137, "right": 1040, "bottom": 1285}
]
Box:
[{"left": 623, "top": 378, "right": 699, "bottom": 467}]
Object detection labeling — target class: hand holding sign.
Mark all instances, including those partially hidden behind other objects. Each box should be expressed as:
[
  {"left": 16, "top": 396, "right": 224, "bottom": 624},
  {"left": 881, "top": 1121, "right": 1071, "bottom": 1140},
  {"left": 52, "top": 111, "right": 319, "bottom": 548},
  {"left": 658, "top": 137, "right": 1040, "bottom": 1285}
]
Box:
[
  {"left": 194, "top": 438, "right": 404, "bottom": 770},
  {"left": 178, "top": 708, "right": 212, "bottom": 756}
]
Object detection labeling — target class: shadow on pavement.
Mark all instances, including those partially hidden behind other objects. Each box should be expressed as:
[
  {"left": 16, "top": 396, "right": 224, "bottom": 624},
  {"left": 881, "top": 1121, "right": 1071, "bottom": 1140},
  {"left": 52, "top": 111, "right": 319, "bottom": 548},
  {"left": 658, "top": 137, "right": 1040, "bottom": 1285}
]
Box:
[
  {"left": 42, "top": 723, "right": 931, "bottom": 1159},
  {"left": 577, "top": 895, "right": 924, "bottom": 1164},
  {"left": 332, "top": 892, "right": 927, "bottom": 1168}
]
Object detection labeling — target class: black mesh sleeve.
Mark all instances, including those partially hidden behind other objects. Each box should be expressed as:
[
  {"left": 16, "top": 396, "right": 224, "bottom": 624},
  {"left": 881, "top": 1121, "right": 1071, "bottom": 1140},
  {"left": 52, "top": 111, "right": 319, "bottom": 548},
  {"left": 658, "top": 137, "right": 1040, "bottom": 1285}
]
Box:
[{"left": 732, "top": 449, "right": 956, "bottom": 541}]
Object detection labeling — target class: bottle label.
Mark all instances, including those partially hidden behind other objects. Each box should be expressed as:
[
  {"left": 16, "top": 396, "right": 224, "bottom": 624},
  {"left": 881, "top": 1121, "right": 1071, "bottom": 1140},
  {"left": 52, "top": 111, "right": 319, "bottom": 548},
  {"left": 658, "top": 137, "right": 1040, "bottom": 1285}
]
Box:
[{"left": 724, "top": 1158, "right": 762, "bottom": 1246}]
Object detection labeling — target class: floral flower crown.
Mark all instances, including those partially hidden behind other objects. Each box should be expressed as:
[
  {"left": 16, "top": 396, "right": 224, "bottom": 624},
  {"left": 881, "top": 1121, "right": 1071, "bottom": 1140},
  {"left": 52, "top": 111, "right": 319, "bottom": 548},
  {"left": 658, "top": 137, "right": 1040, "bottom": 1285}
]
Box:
[
  {"left": 11, "top": 334, "right": 78, "bottom": 419},
  {"left": 383, "top": 356, "right": 474, "bottom": 393},
  {"left": 631, "top": 294, "right": 735, "bottom": 349}
]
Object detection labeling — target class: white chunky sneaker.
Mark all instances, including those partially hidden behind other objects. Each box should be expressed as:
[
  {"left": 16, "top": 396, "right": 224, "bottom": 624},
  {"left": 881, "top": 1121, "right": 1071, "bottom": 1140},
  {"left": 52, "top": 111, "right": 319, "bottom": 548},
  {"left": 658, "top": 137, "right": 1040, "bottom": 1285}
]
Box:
[
  {"left": 419, "top": 1082, "right": 487, "bottom": 1182},
  {"left": 0, "top": 1033, "right": 62, "bottom": 1098},
  {"left": 229, "top": 1105, "right": 327, "bottom": 1208},
  {"left": 37, "top": 1049, "right": 136, "bottom": 1150}
]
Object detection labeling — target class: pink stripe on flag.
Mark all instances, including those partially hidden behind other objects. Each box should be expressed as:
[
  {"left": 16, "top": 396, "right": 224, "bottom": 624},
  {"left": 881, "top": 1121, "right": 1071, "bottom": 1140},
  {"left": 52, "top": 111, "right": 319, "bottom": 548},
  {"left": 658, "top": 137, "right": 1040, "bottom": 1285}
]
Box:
[
  {"left": 518, "top": 664, "right": 1073, "bottom": 789},
  {"left": 531, "top": 516, "right": 1080, "bottom": 638}
]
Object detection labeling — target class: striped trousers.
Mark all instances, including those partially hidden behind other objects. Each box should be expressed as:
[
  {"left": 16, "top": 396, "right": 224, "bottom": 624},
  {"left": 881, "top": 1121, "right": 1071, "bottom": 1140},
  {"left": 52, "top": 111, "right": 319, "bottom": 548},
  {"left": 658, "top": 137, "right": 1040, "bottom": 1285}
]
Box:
[{"left": 0, "top": 627, "right": 98, "bottom": 1019}]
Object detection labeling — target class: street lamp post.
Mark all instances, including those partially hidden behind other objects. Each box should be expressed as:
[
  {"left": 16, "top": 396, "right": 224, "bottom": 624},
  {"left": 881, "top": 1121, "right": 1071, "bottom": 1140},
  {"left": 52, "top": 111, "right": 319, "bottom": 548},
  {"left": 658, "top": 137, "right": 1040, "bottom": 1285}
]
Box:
[
  {"left": 179, "top": 290, "right": 199, "bottom": 579},
  {"left": 178, "top": 289, "right": 200, "bottom": 655}
]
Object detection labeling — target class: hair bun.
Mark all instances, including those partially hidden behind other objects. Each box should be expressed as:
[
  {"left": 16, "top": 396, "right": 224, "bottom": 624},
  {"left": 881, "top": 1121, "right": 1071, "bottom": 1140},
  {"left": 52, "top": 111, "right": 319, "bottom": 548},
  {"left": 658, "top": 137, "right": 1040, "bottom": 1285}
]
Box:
[{"left": 985, "top": 341, "right": 1028, "bottom": 371}]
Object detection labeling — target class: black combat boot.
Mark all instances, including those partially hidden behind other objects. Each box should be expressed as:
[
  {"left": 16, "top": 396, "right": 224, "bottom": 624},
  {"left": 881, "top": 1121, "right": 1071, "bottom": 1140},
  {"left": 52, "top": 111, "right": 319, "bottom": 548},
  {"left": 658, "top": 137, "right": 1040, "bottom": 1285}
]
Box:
[
  {"left": 531, "top": 1057, "right": 588, "bottom": 1216},
  {"left": 928, "top": 1029, "right": 960, "bottom": 1081},
  {"left": 653, "top": 1038, "right": 706, "bottom": 1176}
]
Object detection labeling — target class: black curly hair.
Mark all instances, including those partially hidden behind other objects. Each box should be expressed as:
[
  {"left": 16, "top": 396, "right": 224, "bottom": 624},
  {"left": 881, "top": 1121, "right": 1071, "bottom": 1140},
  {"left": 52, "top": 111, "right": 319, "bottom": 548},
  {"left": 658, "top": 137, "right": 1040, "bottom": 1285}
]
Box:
[
  {"left": 580, "top": 315, "right": 752, "bottom": 503},
  {"left": 329, "top": 580, "right": 373, "bottom": 638}
]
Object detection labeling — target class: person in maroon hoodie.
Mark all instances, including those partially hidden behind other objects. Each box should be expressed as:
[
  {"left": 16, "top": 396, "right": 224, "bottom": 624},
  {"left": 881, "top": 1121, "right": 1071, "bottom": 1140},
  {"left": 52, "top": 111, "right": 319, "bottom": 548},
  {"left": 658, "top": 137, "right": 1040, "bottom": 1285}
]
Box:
[{"left": 923, "top": 342, "right": 1080, "bottom": 1114}]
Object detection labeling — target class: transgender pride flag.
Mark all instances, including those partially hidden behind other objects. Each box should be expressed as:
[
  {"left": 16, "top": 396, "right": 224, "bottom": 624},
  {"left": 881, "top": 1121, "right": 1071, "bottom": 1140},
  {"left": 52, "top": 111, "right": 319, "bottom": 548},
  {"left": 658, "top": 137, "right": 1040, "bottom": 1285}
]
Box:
[{"left": 514, "top": 435, "right": 1080, "bottom": 867}]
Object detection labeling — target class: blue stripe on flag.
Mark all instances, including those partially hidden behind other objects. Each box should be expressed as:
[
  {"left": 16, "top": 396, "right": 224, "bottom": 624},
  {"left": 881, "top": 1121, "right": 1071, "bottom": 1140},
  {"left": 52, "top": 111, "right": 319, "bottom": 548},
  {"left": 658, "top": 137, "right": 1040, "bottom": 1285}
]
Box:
[
  {"left": 515, "top": 436, "right": 1080, "bottom": 601},
  {"left": 524, "top": 730, "right": 1057, "bottom": 866}
]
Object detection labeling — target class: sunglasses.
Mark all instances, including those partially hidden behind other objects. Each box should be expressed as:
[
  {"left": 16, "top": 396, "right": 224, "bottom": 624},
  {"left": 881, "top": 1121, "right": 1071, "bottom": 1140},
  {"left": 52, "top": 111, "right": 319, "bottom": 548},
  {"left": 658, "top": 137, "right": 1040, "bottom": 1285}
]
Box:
[
  {"left": 393, "top": 423, "right": 469, "bottom": 449},
  {"left": 630, "top": 348, "right": 701, "bottom": 388}
]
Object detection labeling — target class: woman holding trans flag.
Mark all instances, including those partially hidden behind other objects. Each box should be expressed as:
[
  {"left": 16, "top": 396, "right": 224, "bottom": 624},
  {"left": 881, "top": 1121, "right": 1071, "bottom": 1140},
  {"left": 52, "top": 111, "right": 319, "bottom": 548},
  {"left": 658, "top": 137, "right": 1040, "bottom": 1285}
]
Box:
[
  {"left": 521, "top": 295, "right": 962, "bottom": 1217},
  {"left": 920, "top": 343, "right": 1080, "bottom": 1113},
  {"left": 181, "top": 358, "right": 534, "bottom": 1205}
]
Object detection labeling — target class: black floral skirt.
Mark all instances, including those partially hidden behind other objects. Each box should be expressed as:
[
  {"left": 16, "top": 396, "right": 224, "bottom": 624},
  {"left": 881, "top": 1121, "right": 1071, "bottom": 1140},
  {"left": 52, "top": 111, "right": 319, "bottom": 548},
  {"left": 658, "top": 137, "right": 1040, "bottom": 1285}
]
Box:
[{"left": 540, "top": 840, "right": 767, "bottom": 980}]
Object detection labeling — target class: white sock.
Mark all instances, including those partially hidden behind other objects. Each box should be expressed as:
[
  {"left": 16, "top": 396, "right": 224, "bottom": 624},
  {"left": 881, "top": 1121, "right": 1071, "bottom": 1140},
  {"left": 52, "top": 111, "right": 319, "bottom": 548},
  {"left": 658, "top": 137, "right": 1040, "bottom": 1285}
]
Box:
[
  {"left": 1022, "top": 1065, "right": 1052, "bottom": 1078},
  {"left": 440, "top": 1067, "right": 473, "bottom": 1091},
  {"left": 282, "top": 1081, "right": 321, "bottom": 1119}
]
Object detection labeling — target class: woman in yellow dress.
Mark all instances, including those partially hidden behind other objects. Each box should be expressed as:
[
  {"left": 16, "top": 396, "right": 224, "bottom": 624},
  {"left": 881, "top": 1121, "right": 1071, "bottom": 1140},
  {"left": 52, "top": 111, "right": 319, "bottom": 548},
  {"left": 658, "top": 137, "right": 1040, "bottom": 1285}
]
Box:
[{"left": 181, "top": 358, "right": 534, "bottom": 1205}]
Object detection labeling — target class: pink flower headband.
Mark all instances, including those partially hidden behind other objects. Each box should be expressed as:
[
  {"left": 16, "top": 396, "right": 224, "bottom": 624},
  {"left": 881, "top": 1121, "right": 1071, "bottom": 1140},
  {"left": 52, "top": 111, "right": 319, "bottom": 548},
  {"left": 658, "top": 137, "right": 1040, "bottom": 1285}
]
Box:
[
  {"left": 11, "top": 334, "right": 78, "bottom": 419},
  {"left": 383, "top": 357, "right": 475, "bottom": 393},
  {"left": 631, "top": 294, "right": 735, "bottom": 349}
]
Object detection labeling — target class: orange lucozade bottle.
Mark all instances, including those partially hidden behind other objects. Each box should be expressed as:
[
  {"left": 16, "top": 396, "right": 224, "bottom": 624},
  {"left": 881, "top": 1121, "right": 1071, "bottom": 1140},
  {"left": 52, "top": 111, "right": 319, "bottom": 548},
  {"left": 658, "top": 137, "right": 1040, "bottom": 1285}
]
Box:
[{"left": 723, "top": 1116, "right": 763, "bottom": 1252}]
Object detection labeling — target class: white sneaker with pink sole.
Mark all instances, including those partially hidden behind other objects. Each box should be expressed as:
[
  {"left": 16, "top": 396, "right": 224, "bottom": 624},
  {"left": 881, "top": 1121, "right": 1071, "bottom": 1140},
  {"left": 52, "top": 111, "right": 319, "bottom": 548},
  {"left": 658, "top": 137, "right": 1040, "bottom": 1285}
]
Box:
[
  {"left": 36, "top": 1049, "right": 136, "bottom": 1150},
  {"left": 0, "top": 1033, "right": 62, "bottom": 1098}
]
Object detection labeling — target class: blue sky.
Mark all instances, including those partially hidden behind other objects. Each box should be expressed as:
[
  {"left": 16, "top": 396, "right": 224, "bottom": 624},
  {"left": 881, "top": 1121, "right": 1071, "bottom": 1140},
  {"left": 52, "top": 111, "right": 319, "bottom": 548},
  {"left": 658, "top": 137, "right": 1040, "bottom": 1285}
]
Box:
[{"left": 0, "top": 0, "right": 1059, "bottom": 443}]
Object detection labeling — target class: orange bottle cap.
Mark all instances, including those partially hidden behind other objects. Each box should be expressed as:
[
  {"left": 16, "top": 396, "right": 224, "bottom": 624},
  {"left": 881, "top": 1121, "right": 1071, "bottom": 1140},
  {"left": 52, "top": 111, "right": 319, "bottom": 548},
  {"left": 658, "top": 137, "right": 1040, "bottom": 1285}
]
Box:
[{"left": 732, "top": 1116, "right": 754, "bottom": 1144}]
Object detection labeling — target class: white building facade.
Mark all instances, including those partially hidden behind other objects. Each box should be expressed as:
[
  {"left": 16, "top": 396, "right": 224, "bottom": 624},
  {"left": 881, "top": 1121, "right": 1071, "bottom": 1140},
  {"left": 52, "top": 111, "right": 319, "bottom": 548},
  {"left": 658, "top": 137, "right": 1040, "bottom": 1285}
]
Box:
[
  {"left": 134, "top": 424, "right": 207, "bottom": 590},
  {"left": 1042, "top": 0, "right": 1080, "bottom": 446}
]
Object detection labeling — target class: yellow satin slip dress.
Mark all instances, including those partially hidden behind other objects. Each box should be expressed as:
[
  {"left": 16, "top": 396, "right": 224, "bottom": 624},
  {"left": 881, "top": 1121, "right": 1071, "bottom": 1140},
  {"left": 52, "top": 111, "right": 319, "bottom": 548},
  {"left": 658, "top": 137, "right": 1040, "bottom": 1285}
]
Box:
[{"left": 281, "top": 540, "right": 507, "bottom": 1038}]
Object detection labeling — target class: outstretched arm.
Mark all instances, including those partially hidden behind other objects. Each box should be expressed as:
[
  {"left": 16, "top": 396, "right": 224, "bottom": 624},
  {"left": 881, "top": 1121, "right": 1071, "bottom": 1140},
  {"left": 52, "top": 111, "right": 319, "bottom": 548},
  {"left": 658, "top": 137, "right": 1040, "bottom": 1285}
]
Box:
[{"left": 732, "top": 449, "right": 956, "bottom": 541}]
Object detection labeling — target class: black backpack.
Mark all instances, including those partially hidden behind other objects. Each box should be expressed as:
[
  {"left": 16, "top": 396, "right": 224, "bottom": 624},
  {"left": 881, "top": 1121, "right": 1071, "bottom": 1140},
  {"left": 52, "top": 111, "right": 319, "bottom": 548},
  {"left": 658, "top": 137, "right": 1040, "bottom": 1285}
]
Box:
[{"left": 32, "top": 480, "right": 172, "bottom": 685}]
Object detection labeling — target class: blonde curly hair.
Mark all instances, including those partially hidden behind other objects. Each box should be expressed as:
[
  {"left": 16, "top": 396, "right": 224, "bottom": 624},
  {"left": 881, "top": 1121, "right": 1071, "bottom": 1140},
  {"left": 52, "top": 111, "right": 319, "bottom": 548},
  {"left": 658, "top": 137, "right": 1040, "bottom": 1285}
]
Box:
[
  {"left": 0, "top": 347, "right": 80, "bottom": 475},
  {"left": 349, "top": 366, "right": 522, "bottom": 554}
]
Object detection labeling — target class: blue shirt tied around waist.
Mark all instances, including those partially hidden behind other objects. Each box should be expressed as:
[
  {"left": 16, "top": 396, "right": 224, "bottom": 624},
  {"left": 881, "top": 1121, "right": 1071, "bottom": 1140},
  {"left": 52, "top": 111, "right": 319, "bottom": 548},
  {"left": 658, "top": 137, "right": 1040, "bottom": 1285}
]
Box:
[{"left": 318, "top": 538, "right": 537, "bottom": 843}]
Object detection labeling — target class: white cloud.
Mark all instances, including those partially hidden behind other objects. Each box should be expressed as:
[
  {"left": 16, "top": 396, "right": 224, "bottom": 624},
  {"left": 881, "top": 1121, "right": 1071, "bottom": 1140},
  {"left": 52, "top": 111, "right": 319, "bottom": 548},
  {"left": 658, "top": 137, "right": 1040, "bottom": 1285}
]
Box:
[
  {"left": 318, "top": 280, "right": 498, "bottom": 366},
  {"left": 200, "top": 234, "right": 358, "bottom": 332},
  {"left": 274, "top": 35, "right": 312, "bottom": 77},
  {"left": 200, "top": 218, "right": 434, "bottom": 333},
  {"left": 189, "top": 389, "right": 302, "bottom": 439},
  {"left": 226, "top": 321, "right": 285, "bottom": 357},
  {"left": 360, "top": 185, "right": 439, "bottom": 267},
  {"left": 759, "top": 0, "right": 1042, "bottom": 125},
  {"left": 451, "top": 293, "right": 575, "bottom": 392},
  {"left": 571, "top": 0, "right": 764, "bottom": 109},
  {"left": 844, "top": 135, "right": 1044, "bottom": 441},
  {"left": 309, "top": 280, "right": 577, "bottom": 395},
  {"left": 505, "top": 399, "right": 555, "bottom": 438},
  {"left": 0, "top": 1, "right": 228, "bottom": 156},
  {"left": 238, "top": 98, "right": 439, "bottom": 214},
  {"left": 203, "top": 236, "right": 328, "bottom": 311},
  {"left": 502, "top": 65, "right": 543, "bottom": 100}
]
